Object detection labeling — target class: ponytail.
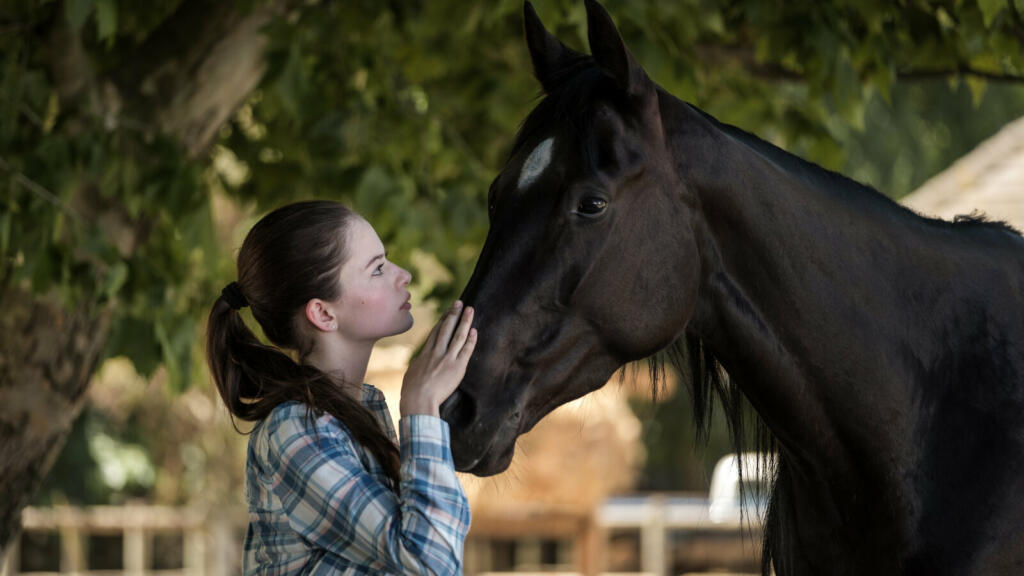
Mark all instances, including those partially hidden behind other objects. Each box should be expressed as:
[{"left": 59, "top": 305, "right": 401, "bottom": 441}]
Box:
[{"left": 206, "top": 292, "right": 401, "bottom": 488}]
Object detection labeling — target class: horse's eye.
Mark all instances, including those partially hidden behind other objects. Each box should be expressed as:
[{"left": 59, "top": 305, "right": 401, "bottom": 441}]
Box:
[{"left": 577, "top": 197, "right": 608, "bottom": 216}]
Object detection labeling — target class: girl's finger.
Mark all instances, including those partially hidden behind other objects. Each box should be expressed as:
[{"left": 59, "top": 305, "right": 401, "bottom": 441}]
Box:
[
  {"left": 446, "top": 307, "right": 474, "bottom": 357},
  {"left": 456, "top": 328, "right": 478, "bottom": 362},
  {"left": 420, "top": 308, "right": 444, "bottom": 351},
  {"left": 433, "top": 301, "right": 463, "bottom": 355}
]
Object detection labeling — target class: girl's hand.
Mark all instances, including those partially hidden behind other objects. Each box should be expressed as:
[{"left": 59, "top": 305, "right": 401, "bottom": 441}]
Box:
[{"left": 400, "top": 301, "right": 477, "bottom": 417}]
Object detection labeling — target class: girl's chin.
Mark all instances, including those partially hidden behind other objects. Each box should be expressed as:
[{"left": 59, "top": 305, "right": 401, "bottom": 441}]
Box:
[{"left": 395, "top": 313, "right": 415, "bottom": 334}]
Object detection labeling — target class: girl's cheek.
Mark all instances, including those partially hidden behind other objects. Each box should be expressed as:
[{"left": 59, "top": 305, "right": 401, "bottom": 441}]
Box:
[{"left": 353, "top": 288, "right": 386, "bottom": 309}]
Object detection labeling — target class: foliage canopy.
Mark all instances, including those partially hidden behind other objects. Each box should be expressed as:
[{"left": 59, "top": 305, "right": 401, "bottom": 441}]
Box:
[{"left": 2, "top": 0, "right": 1023, "bottom": 498}]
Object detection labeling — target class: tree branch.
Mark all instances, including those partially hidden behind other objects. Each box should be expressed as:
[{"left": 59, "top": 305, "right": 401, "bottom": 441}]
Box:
[
  {"left": 693, "top": 43, "right": 1024, "bottom": 84},
  {"left": 897, "top": 65, "right": 1024, "bottom": 83},
  {"left": 0, "top": 157, "right": 82, "bottom": 220},
  {"left": 109, "top": 0, "right": 295, "bottom": 156}
]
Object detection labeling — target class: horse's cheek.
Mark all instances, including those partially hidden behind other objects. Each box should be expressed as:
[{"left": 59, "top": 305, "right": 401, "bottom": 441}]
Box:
[{"left": 580, "top": 274, "right": 689, "bottom": 360}]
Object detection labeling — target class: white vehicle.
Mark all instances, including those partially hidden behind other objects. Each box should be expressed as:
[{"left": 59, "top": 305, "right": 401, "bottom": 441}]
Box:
[{"left": 708, "top": 452, "right": 775, "bottom": 524}]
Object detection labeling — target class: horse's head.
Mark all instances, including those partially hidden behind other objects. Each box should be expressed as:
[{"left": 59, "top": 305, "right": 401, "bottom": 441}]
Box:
[{"left": 442, "top": 0, "right": 701, "bottom": 475}]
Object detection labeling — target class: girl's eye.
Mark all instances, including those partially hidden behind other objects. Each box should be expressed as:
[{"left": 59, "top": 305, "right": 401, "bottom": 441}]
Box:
[{"left": 373, "top": 263, "right": 385, "bottom": 276}]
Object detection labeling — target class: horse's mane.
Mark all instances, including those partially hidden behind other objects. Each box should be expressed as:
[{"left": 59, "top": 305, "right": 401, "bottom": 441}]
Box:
[
  {"left": 647, "top": 336, "right": 778, "bottom": 572},
  {"left": 691, "top": 104, "right": 1022, "bottom": 237},
  {"left": 949, "top": 211, "right": 1022, "bottom": 235}
]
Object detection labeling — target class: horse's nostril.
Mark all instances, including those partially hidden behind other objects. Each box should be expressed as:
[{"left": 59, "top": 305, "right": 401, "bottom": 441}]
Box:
[{"left": 440, "top": 389, "right": 476, "bottom": 430}]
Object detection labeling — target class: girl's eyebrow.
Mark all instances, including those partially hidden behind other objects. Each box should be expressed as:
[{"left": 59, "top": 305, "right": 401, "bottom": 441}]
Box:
[{"left": 364, "top": 253, "right": 385, "bottom": 270}]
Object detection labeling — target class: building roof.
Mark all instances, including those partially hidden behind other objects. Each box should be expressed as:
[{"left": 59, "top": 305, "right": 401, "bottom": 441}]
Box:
[{"left": 901, "top": 115, "right": 1024, "bottom": 229}]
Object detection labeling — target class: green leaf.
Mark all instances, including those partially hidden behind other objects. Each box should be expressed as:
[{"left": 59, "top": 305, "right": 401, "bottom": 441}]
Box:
[
  {"left": 871, "top": 66, "right": 895, "bottom": 105},
  {"left": 966, "top": 76, "right": 988, "bottom": 106},
  {"left": 978, "top": 0, "right": 1006, "bottom": 27},
  {"left": 833, "top": 49, "right": 865, "bottom": 131},
  {"left": 65, "top": 0, "right": 97, "bottom": 32},
  {"left": 102, "top": 261, "right": 128, "bottom": 301},
  {"left": 43, "top": 92, "right": 59, "bottom": 133},
  {"left": 95, "top": 0, "right": 118, "bottom": 44}
]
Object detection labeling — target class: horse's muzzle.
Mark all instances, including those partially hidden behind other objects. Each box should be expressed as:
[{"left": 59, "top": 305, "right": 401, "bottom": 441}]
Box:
[{"left": 440, "top": 387, "right": 519, "bottom": 475}]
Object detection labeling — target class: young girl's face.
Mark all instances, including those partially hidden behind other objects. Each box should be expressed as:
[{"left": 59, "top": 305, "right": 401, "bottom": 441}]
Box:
[{"left": 334, "top": 218, "right": 414, "bottom": 341}]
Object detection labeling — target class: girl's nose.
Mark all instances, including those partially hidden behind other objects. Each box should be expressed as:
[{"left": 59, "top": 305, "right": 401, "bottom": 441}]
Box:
[{"left": 397, "top": 266, "right": 412, "bottom": 287}]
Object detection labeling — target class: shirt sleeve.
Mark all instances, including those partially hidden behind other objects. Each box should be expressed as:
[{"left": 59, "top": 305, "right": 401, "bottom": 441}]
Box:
[{"left": 263, "top": 409, "right": 471, "bottom": 575}]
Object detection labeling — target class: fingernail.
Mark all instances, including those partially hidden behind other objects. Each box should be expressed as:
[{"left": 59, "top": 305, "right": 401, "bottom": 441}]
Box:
[{"left": 453, "top": 300, "right": 463, "bottom": 309}]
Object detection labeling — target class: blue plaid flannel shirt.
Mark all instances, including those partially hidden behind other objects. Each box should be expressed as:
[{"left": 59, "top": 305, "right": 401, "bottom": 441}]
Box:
[{"left": 243, "top": 384, "right": 471, "bottom": 575}]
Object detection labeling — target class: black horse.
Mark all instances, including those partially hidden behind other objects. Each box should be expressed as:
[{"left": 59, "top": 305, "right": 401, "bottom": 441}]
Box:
[{"left": 440, "top": 1, "right": 1024, "bottom": 573}]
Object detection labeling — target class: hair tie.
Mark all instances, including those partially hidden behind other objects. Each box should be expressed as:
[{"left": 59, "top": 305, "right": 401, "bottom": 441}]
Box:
[{"left": 221, "top": 281, "right": 249, "bottom": 310}]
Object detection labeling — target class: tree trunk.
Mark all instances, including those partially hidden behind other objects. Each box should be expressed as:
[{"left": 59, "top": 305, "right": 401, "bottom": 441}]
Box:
[
  {"left": 0, "top": 285, "right": 114, "bottom": 549},
  {"left": 0, "top": 0, "right": 289, "bottom": 553}
]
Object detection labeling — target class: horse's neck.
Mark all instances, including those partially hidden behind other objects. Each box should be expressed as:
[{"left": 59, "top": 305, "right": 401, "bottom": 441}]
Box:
[
  {"left": 668, "top": 105, "right": 938, "bottom": 470},
  {"left": 670, "top": 99, "right": 1024, "bottom": 474}
]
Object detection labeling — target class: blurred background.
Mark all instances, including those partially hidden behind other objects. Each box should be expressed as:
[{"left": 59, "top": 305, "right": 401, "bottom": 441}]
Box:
[{"left": 2, "top": 0, "right": 1023, "bottom": 574}]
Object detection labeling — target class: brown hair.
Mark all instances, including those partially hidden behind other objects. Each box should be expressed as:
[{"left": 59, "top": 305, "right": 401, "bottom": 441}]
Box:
[{"left": 206, "top": 200, "right": 400, "bottom": 487}]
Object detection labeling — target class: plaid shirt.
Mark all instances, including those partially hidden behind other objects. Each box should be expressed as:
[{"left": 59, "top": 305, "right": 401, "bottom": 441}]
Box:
[{"left": 243, "top": 384, "right": 471, "bottom": 575}]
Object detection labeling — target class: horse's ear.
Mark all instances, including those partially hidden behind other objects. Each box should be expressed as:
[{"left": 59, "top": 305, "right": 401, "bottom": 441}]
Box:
[
  {"left": 584, "top": 0, "right": 650, "bottom": 97},
  {"left": 524, "top": 1, "right": 584, "bottom": 93}
]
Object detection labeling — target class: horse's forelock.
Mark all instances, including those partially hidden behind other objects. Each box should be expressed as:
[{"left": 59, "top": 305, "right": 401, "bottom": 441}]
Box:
[{"left": 509, "top": 61, "right": 627, "bottom": 161}]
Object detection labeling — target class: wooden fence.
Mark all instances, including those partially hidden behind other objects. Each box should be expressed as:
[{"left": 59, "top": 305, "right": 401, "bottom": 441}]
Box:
[
  {"left": 2, "top": 506, "right": 244, "bottom": 576},
  {"left": 1, "top": 498, "right": 758, "bottom": 576}
]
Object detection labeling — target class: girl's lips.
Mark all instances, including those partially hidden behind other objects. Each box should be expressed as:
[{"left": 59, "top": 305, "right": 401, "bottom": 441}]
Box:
[{"left": 400, "top": 294, "right": 411, "bottom": 310}]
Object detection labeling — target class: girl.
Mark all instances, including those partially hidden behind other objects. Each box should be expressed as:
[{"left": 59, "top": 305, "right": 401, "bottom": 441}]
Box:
[{"left": 206, "top": 200, "right": 476, "bottom": 575}]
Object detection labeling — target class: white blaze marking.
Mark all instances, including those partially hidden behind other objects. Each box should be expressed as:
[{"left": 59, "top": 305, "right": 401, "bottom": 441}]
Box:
[{"left": 517, "top": 137, "right": 554, "bottom": 191}]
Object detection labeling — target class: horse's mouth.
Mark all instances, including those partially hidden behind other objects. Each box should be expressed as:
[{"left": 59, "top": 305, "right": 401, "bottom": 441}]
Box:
[{"left": 450, "top": 424, "right": 518, "bottom": 476}]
